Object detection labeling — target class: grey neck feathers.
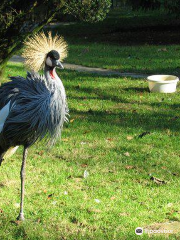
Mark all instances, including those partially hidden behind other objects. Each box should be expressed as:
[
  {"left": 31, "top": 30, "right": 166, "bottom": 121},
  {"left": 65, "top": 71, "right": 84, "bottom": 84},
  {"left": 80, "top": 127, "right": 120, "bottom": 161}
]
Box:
[
  {"left": 44, "top": 64, "right": 55, "bottom": 82},
  {"left": 44, "top": 64, "right": 66, "bottom": 99}
]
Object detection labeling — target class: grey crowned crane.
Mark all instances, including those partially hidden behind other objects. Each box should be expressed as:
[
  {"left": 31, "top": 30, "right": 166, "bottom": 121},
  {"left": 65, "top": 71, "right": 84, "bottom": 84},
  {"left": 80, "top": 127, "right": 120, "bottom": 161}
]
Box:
[{"left": 0, "top": 32, "right": 68, "bottom": 221}]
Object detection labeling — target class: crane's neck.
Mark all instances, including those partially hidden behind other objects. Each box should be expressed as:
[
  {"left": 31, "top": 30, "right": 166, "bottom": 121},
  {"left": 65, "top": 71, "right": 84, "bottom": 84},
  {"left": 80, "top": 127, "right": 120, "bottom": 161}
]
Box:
[
  {"left": 44, "top": 64, "right": 66, "bottom": 99},
  {"left": 44, "top": 65, "right": 59, "bottom": 82}
]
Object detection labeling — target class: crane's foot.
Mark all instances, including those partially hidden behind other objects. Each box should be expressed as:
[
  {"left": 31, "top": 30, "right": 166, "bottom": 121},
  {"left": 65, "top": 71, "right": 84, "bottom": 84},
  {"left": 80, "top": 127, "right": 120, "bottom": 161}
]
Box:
[{"left": 17, "top": 213, "right": 25, "bottom": 221}]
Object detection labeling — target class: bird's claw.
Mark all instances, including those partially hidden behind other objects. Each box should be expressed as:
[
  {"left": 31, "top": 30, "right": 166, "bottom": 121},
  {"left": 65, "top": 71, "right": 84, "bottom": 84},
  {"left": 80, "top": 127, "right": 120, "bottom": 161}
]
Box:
[{"left": 17, "top": 213, "right": 25, "bottom": 221}]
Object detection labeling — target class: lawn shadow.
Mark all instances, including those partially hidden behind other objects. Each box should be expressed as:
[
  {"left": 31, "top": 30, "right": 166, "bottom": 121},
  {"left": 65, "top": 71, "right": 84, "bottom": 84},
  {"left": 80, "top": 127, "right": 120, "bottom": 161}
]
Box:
[
  {"left": 6, "top": 63, "right": 24, "bottom": 72},
  {"left": 51, "top": 10, "right": 180, "bottom": 46},
  {"left": 150, "top": 101, "right": 180, "bottom": 111},
  {"left": 67, "top": 85, "right": 129, "bottom": 102},
  {"left": 71, "top": 108, "right": 180, "bottom": 132},
  {"left": 122, "top": 87, "right": 150, "bottom": 93}
]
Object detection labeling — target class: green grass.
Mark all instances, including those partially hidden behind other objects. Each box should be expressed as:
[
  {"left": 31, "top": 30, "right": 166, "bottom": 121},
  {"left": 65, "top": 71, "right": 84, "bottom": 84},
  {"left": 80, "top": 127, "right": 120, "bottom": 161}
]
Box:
[
  {"left": 0, "top": 62, "right": 179, "bottom": 239},
  {"left": 65, "top": 43, "right": 180, "bottom": 74},
  {"left": 47, "top": 9, "right": 180, "bottom": 75}
]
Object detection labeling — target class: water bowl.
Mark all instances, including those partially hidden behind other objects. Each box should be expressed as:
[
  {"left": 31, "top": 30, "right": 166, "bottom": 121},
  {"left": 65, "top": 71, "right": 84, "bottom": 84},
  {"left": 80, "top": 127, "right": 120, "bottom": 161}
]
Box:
[{"left": 147, "top": 75, "right": 179, "bottom": 93}]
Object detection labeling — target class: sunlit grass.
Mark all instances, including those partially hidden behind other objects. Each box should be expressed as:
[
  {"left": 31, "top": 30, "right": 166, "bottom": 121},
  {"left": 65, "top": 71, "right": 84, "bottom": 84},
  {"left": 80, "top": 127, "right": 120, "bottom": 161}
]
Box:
[
  {"left": 65, "top": 43, "right": 180, "bottom": 74},
  {"left": 0, "top": 62, "right": 179, "bottom": 239}
]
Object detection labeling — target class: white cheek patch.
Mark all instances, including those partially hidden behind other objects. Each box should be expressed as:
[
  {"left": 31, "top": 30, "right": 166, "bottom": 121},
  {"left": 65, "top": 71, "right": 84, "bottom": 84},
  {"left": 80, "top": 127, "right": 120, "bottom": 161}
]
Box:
[
  {"left": 46, "top": 57, "right": 53, "bottom": 67},
  {"left": 0, "top": 101, "right": 11, "bottom": 133}
]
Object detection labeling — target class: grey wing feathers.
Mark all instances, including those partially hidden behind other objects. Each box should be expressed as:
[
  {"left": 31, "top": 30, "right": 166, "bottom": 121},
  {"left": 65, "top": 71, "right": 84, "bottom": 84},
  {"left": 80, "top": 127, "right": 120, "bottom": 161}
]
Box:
[{"left": 0, "top": 72, "right": 68, "bottom": 146}]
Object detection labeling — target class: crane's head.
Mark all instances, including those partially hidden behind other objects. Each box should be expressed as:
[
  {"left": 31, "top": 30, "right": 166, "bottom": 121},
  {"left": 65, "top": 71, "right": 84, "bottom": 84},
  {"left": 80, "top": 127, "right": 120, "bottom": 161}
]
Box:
[
  {"left": 22, "top": 32, "right": 68, "bottom": 72},
  {"left": 46, "top": 50, "right": 64, "bottom": 69}
]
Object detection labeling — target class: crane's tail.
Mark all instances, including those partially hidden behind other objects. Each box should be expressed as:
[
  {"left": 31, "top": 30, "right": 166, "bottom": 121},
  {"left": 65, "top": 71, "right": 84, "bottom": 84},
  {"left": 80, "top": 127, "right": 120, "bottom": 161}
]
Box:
[
  {"left": 3, "top": 146, "right": 19, "bottom": 159},
  {"left": 0, "top": 146, "right": 19, "bottom": 166}
]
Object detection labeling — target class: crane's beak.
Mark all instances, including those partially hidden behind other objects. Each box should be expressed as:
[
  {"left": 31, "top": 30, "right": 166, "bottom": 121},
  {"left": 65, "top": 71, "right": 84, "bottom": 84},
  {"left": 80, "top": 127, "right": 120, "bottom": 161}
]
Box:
[{"left": 55, "top": 60, "right": 64, "bottom": 69}]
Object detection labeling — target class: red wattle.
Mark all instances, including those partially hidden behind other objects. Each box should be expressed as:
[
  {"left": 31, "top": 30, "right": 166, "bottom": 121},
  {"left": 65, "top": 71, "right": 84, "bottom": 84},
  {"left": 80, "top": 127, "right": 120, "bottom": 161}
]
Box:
[{"left": 50, "top": 70, "right": 55, "bottom": 79}]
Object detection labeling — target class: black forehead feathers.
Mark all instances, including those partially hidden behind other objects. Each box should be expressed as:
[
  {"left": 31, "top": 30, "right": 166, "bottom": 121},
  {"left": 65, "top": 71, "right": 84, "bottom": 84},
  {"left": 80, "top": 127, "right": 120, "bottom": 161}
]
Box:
[{"left": 47, "top": 50, "right": 60, "bottom": 60}]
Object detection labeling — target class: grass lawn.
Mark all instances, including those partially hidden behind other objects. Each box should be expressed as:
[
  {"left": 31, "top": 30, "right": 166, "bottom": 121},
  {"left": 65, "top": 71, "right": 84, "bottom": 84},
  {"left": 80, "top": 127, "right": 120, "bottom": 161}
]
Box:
[
  {"left": 47, "top": 9, "right": 180, "bottom": 75},
  {"left": 0, "top": 62, "right": 179, "bottom": 239}
]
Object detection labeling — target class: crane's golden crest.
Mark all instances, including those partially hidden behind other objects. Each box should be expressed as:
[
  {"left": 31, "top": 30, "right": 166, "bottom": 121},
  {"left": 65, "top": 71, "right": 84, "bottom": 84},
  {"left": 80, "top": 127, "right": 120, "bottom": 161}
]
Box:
[{"left": 22, "top": 31, "right": 68, "bottom": 71}]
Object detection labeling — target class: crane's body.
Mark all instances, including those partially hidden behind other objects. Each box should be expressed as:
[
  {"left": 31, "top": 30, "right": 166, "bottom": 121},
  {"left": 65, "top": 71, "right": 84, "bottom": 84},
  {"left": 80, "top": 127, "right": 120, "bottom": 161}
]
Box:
[
  {"left": 0, "top": 32, "right": 68, "bottom": 220},
  {"left": 0, "top": 70, "right": 67, "bottom": 153}
]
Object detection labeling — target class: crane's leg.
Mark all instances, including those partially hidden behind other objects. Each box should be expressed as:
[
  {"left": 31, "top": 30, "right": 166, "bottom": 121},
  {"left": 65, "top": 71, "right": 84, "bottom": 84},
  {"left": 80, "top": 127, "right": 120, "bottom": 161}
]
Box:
[{"left": 17, "top": 147, "right": 28, "bottom": 221}]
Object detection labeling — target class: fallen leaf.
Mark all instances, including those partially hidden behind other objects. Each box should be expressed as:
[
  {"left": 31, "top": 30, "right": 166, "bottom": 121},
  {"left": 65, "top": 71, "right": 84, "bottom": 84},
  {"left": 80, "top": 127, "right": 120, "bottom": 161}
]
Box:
[
  {"left": 73, "top": 178, "right": 82, "bottom": 182},
  {"left": 47, "top": 193, "right": 54, "bottom": 199},
  {"left": 105, "top": 110, "right": 112, "bottom": 114},
  {"left": 161, "top": 166, "right": 167, "bottom": 170},
  {"left": 138, "top": 131, "right": 150, "bottom": 138},
  {"left": 125, "top": 165, "right": 134, "bottom": 169},
  {"left": 80, "top": 164, "right": 88, "bottom": 168},
  {"left": 38, "top": 150, "right": 44, "bottom": 156},
  {"left": 70, "top": 119, "right": 75, "bottom": 123},
  {"left": 88, "top": 208, "right": 101, "bottom": 213},
  {"left": 106, "top": 138, "right": 114, "bottom": 141},
  {"left": 150, "top": 176, "right": 166, "bottom": 184},
  {"left": 119, "top": 212, "right": 130, "bottom": 216},
  {"left": 110, "top": 196, "right": 116, "bottom": 200},
  {"left": 157, "top": 48, "right": 168, "bottom": 52},
  {"left": 14, "top": 220, "right": 21, "bottom": 225},
  {"left": 83, "top": 131, "right": 90, "bottom": 134},
  {"left": 62, "top": 138, "right": 69, "bottom": 142},
  {"left": 124, "top": 152, "right": 130, "bottom": 157},
  {"left": 166, "top": 129, "right": 171, "bottom": 135},
  {"left": 170, "top": 116, "right": 179, "bottom": 121},
  {"left": 127, "top": 136, "right": 133, "bottom": 140},
  {"left": 10, "top": 220, "right": 22, "bottom": 225}
]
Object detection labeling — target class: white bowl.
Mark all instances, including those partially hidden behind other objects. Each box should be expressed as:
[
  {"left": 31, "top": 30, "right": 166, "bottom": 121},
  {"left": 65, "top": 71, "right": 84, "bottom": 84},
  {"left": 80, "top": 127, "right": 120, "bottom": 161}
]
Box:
[{"left": 147, "top": 75, "right": 179, "bottom": 93}]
